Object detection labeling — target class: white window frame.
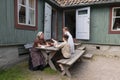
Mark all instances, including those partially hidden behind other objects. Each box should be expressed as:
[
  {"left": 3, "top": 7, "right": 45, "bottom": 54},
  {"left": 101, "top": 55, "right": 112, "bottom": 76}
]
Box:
[
  {"left": 111, "top": 7, "right": 120, "bottom": 31},
  {"left": 17, "top": 0, "right": 36, "bottom": 26}
]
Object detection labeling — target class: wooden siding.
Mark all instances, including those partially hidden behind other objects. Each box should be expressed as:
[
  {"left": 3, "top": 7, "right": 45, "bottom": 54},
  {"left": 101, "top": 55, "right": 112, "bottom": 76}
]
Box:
[
  {"left": 82, "top": 5, "right": 120, "bottom": 45},
  {"left": 57, "top": 10, "right": 63, "bottom": 41},
  {"left": 0, "top": 0, "right": 44, "bottom": 45},
  {"left": 58, "top": 5, "right": 120, "bottom": 45}
]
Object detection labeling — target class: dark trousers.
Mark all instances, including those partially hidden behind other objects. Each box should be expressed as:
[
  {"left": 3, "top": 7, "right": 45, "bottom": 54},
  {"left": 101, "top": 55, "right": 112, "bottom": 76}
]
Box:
[{"left": 52, "top": 50, "right": 66, "bottom": 71}]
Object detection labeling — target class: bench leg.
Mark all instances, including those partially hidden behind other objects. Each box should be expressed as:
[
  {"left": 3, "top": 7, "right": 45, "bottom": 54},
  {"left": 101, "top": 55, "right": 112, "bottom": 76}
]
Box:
[
  {"left": 61, "top": 64, "right": 71, "bottom": 77},
  {"left": 77, "top": 57, "right": 82, "bottom": 62}
]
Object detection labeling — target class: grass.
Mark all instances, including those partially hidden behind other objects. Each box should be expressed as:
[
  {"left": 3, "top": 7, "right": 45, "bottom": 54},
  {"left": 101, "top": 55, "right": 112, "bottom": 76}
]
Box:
[
  {"left": 0, "top": 61, "right": 59, "bottom": 80},
  {"left": 43, "top": 67, "right": 58, "bottom": 75},
  {"left": 0, "top": 62, "right": 30, "bottom": 80}
]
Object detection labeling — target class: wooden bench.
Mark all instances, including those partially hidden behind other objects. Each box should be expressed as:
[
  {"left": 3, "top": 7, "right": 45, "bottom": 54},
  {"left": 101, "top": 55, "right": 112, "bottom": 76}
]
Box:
[
  {"left": 57, "top": 50, "right": 85, "bottom": 77},
  {"left": 24, "top": 43, "right": 33, "bottom": 50},
  {"left": 77, "top": 46, "right": 86, "bottom": 50},
  {"left": 74, "top": 43, "right": 81, "bottom": 49}
]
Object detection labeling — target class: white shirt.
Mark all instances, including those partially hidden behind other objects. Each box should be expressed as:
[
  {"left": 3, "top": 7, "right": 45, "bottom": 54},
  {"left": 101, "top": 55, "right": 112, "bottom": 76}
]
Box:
[{"left": 65, "top": 31, "right": 75, "bottom": 54}]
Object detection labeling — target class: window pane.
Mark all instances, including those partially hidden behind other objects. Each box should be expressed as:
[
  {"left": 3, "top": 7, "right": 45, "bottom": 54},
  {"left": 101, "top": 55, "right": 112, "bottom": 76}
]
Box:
[
  {"left": 29, "top": 9, "right": 35, "bottom": 25},
  {"left": 113, "top": 18, "right": 120, "bottom": 30},
  {"left": 29, "top": 0, "right": 35, "bottom": 8},
  {"left": 78, "top": 10, "right": 87, "bottom": 15},
  {"left": 19, "top": 0, "right": 26, "bottom": 5},
  {"left": 19, "top": 6, "right": 26, "bottom": 24},
  {"left": 114, "top": 8, "right": 120, "bottom": 17}
]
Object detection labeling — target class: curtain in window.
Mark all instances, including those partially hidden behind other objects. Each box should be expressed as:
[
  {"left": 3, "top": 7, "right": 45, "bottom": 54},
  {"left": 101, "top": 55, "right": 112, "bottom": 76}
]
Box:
[
  {"left": 18, "top": 0, "right": 22, "bottom": 11},
  {"left": 113, "top": 9, "right": 117, "bottom": 29}
]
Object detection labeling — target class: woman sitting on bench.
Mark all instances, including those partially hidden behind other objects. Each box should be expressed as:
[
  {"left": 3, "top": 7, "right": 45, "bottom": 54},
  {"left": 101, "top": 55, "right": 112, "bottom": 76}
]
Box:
[
  {"left": 52, "top": 34, "right": 71, "bottom": 71},
  {"left": 29, "top": 32, "right": 46, "bottom": 71}
]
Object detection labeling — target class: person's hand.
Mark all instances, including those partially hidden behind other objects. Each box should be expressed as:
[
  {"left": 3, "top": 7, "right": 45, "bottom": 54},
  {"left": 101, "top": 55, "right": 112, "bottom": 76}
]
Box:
[
  {"left": 52, "top": 39, "right": 56, "bottom": 42},
  {"left": 38, "top": 44, "right": 41, "bottom": 47},
  {"left": 52, "top": 39, "right": 58, "bottom": 46}
]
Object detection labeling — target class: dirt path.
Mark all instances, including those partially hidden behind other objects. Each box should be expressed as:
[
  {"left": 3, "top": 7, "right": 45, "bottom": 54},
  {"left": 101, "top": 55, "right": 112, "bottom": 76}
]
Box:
[
  {"left": 71, "top": 56, "right": 120, "bottom": 80},
  {"left": 25, "top": 55, "right": 120, "bottom": 80}
]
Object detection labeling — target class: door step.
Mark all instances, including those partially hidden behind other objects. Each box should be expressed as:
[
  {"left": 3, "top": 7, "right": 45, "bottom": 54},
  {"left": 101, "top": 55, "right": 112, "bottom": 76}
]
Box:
[
  {"left": 77, "top": 46, "right": 86, "bottom": 50},
  {"left": 83, "top": 53, "right": 93, "bottom": 59}
]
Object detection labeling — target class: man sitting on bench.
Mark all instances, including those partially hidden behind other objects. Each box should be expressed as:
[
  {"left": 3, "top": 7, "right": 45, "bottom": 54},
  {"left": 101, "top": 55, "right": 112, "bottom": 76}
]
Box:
[{"left": 52, "top": 34, "right": 71, "bottom": 71}]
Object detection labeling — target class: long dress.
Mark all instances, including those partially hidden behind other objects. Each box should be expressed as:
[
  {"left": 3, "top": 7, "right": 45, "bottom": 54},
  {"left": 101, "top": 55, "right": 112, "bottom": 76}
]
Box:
[{"left": 29, "top": 38, "right": 46, "bottom": 70}]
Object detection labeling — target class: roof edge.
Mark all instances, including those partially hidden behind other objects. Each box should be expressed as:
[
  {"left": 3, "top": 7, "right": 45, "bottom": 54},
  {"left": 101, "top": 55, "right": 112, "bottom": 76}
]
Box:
[
  {"left": 61, "top": 1, "right": 120, "bottom": 8},
  {"left": 49, "top": 0, "right": 61, "bottom": 7},
  {"left": 49, "top": 0, "right": 120, "bottom": 8}
]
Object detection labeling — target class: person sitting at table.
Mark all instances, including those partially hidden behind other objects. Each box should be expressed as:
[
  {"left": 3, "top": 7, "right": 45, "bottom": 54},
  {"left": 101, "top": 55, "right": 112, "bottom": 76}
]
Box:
[
  {"left": 63, "top": 27, "right": 75, "bottom": 54},
  {"left": 52, "top": 34, "right": 71, "bottom": 71},
  {"left": 29, "top": 32, "right": 46, "bottom": 71}
]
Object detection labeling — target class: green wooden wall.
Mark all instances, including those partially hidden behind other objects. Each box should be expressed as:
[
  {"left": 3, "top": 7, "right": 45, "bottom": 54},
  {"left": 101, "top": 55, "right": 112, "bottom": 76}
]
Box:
[
  {"left": 57, "top": 5, "right": 120, "bottom": 45},
  {"left": 0, "top": 0, "right": 44, "bottom": 45},
  {"left": 1, "top": 0, "right": 120, "bottom": 46},
  {"left": 57, "top": 9, "right": 63, "bottom": 41},
  {"left": 83, "top": 5, "right": 120, "bottom": 45}
]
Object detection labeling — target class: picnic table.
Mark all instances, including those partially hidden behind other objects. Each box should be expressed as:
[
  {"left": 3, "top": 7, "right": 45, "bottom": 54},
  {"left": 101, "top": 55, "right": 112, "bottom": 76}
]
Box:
[
  {"left": 24, "top": 42, "right": 84, "bottom": 73},
  {"left": 36, "top": 46, "right": 60, "bottom": 71}
]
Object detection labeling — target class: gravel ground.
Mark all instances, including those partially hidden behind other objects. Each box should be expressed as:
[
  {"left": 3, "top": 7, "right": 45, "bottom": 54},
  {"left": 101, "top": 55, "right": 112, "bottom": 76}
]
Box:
[{"left": 25, "top": 54, "right": 120, "bottom": 80}]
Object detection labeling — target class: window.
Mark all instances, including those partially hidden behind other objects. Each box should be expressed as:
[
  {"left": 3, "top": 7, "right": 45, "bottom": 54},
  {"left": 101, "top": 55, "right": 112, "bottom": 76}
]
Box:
[
  {"left": 78, "top": 10, "right": 87, "bottom": 15},
  {"left": 15, "top": 0, "right": 38, "bottom": 30},
  {"left": 109, "top": 7, "right": 120, "bottom": 33}
]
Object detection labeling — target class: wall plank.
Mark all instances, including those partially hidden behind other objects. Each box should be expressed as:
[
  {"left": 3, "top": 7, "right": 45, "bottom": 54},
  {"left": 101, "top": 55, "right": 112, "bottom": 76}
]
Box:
[{"left": 0, "top": 0, "right": 44, "bottom": 45}]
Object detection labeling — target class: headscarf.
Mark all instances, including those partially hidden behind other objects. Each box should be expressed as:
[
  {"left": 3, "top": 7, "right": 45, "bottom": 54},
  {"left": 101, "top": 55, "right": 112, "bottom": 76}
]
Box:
[{"left": 36, "top": 32, "right": 43, "bottom": 37}]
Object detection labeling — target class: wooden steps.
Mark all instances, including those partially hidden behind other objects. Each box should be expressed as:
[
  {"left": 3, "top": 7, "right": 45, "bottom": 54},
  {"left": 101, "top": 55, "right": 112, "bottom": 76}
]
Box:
[
  {"left": 77, "top": 46, "right": 86, "bottom": 50},
  {"left": 74, "top": 43, "right": 81, "bottom": 49},
  {"left": 76, "top": 45, "right": 93, "bottom": 59},
  {"left": 83, "top": 53, "right": 93, "bottom": 59}
]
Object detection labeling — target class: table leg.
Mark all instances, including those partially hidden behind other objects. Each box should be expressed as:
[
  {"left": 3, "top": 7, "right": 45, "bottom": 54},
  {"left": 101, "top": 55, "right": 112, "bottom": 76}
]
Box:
[
  {"left": 41, "top": 51, "right": 48, "bottom": 64},
  {"left": 48, "top": 51, "right": 57, "bottom": 71}
]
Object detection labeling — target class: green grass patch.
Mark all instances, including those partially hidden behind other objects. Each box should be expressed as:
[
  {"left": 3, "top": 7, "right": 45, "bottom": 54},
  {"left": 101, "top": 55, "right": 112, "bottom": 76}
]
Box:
[
  {"left": 0, "top": 61, "right": 59, "bottom": 80},
  {"left": 43, "top": 67, "right": 58, "bottom": 75},
  {"left": 0, "top": 62, "right": 29, "bottom": 80}
]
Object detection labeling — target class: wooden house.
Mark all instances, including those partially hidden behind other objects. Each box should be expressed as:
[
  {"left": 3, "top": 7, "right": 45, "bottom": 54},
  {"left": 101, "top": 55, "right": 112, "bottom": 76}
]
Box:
[{"left": 0, "top": 0, "right": 120, "bottom": 67}]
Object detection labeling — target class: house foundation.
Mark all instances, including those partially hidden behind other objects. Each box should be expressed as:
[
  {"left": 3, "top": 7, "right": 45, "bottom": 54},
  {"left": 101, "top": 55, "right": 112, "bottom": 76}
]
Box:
[
  {"left": 83, "top": 44, "right": 120, "bottom": 57},
  {"left": 0, "top": 46, "right": 28, "bottom": 69}
]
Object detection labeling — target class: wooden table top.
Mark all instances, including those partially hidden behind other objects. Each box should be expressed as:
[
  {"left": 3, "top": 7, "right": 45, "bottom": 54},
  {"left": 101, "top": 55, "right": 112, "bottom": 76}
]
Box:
[{"left": 36, "top": 46, "right": 59, "bottom": 51}]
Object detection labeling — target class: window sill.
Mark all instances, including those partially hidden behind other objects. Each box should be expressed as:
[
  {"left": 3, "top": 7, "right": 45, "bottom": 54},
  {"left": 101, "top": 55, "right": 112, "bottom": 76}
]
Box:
[
  {"left": 15, "top": 24, "right": 38, "bottom": 31},
  {"left": 109, "top": 30, "right": 120, "bottom": 34}
]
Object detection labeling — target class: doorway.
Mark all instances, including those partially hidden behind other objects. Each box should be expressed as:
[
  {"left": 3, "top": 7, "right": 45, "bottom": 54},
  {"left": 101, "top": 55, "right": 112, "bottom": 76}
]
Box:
[
  {"left": 64, "top": 7, "right": 90, "bottom": 40},
  {"left": 51, "top": 9, "right": 57, "bottom": 39},
  {"left": 64, "top": 10, "right": 76, "bottom": 38}
]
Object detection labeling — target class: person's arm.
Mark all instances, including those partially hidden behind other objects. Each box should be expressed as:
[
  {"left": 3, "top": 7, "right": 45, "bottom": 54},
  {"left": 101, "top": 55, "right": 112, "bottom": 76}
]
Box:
[
  {"left": 33, "top": 39, "right": 40, "bottom": 47},
  {"left": 38, "top": 43, "right": 41, "bottom": 47},
  {"left": 52, "top": 39, "right": 66, "bottom": 48},
  {"left": 35, "top": 39, "right": 45, "bottom": 47},
  {"left": 52, "top": 39, "right": 58, "bottom": 46},
  {"left": 55, "top": 42, "right": 66, "bottom": 49}
]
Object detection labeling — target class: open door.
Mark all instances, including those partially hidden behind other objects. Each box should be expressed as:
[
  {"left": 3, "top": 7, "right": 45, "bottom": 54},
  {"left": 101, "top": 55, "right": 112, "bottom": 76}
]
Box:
[
  {"left": 76, "top": 7, "right": 90, "bottom": 40},
  {"left": 44, "top": 3, "right": 52, "bottom": 39}
]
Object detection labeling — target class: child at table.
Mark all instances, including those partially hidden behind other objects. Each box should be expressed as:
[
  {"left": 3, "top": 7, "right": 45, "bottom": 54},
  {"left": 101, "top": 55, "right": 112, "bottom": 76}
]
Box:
[
  {"left": 52, "top": 34, "right": 71, "bottom": 71},
  {"left": 63, "top": 27, "right": 75, "bottom": 54}
]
